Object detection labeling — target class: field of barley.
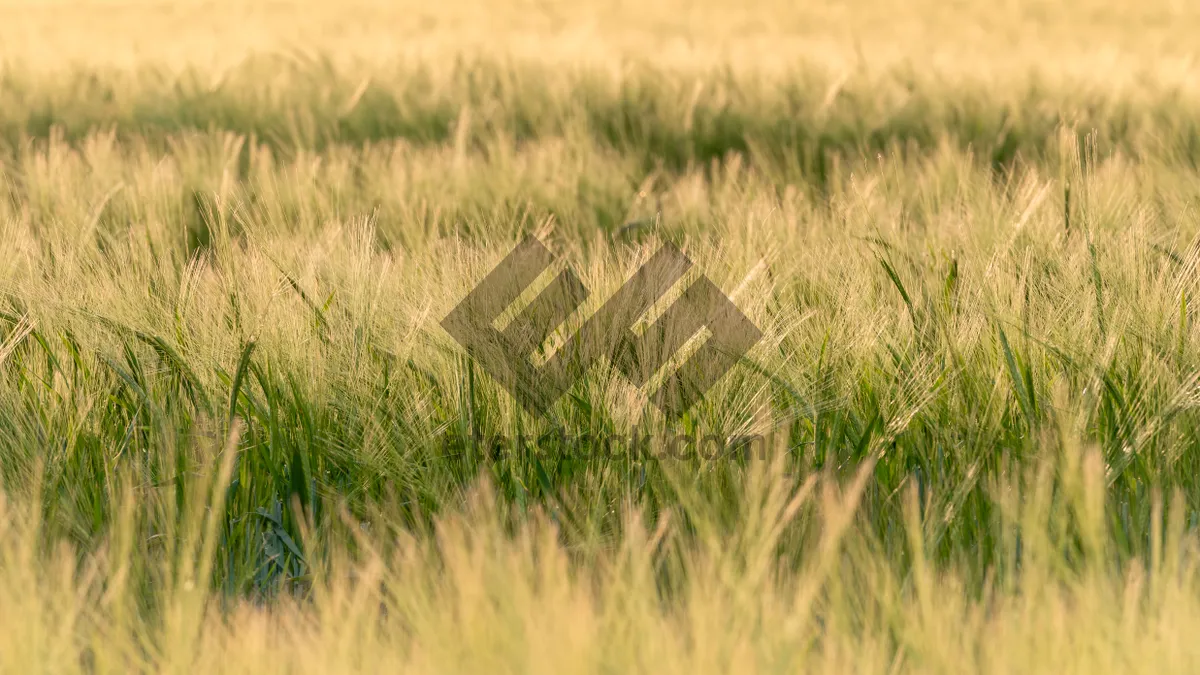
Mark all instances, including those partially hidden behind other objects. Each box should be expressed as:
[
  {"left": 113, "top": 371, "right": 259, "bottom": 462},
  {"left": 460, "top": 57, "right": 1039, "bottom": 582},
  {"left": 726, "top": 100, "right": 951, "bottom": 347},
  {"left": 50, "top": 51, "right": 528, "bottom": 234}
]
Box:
[{"left": 4, "top": 0, "right": 1200, "bottom": 672}]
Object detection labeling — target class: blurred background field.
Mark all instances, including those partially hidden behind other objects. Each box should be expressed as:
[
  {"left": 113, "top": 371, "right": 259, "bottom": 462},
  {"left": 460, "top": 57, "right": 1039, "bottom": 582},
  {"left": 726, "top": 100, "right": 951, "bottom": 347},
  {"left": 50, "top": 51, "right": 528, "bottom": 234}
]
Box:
[
  {"left": 2, "top": 0, "right": 1199, "bottom": 69},
  {"left": 4, "top": 0, "right": 1200, "bottom": 672}
]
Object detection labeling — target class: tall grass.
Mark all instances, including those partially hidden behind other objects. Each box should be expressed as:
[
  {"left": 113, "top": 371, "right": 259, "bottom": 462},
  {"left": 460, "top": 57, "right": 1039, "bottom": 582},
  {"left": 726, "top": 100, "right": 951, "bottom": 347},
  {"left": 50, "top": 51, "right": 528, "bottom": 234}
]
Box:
[
  {"left": 5, "top": 426, "right": 1200, "bottom": 673},
  {"left": 3, "top": 0, "right": 1200, "bottom": 670}
]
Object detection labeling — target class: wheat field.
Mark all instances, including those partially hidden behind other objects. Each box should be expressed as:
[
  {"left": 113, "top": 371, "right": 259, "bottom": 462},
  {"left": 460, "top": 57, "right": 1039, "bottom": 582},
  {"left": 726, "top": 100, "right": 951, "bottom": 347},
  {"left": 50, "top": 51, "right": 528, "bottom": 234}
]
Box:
[{"left": 3, "top": 0, "right": 1200, "bottom": 672}]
